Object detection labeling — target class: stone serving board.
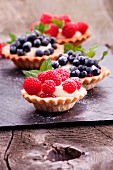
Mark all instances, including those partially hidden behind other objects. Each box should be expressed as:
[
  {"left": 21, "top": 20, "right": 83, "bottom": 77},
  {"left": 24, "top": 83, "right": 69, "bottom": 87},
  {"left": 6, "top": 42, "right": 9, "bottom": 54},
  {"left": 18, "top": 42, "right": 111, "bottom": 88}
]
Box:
[{"left": 0, "top": 47, "right": 113, "bottom": 130}]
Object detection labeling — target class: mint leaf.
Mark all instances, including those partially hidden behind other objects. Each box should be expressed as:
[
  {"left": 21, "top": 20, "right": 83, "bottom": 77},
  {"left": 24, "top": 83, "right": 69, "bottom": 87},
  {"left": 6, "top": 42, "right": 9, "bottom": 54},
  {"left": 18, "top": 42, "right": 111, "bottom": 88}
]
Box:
[
  {"left": 64, "top": 43, "right": 85, "bottom": 53},
  {"left": 22, "top": 70, "right": 41, "bottom": 78},
  {"left": 51, "top": 19, "right": 64, "bottom": 28},
  {"left": 74, "top": 46, "right": 85, "bottom": 53},
  {"left": 40, "top": 58, "right": 52, "bottom": 71},
  {"left": 34, "top": 23, "right": 50, "bottom": 34},
  {"left": 8, "top": 33, "right": 17, "bottom": 44},
  {"left": 25, "top": 30, "right": 30, "bottom": 34},
  {"left": 86, "top": 45, "right": 98, "bottom": 58},
  {"left": 98, "top": 50, "right": 108, "bottom": 62}
]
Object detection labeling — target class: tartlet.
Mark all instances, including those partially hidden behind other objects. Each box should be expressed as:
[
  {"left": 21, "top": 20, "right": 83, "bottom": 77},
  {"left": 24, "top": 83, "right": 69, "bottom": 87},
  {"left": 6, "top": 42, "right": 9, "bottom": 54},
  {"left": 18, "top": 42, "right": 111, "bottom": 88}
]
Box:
[{"left": 2, "top": 32, "right": 64, "bottom": 69}]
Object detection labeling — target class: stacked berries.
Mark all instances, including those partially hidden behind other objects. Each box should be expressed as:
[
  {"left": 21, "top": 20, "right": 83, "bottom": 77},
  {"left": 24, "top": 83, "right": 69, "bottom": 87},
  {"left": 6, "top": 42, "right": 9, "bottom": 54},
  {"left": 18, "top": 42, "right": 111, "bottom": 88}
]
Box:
[
  {"left": 23, "top": 68, "right": 82, "bottom": 98},
  {"left": 52, "top": 50, "right": 101, "bottom": 78},
  {"left": 30, "top": 13, "right": 89, "bottom": 38},
  {"left": 10, "top": 31, "right": 57, "bottom": 57}
]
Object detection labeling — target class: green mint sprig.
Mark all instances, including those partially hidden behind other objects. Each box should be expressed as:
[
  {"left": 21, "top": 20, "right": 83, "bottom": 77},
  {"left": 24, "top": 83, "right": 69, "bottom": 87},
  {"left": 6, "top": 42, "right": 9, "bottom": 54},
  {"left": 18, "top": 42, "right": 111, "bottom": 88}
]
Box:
[
  {"left": 51, "top": 19, "right": 64, "bottom": 28},
  {"left": 22, "top": 58, "right": 52, "bottom": 78},
  {"left": 7, "top": 33, "right": 17, "bottom": 44},
  {"left": 34, "top": 23, "right": 50, "bottom": 34},
  {"left": 64, "top": 43, "right": 85, "bottom": 53}
]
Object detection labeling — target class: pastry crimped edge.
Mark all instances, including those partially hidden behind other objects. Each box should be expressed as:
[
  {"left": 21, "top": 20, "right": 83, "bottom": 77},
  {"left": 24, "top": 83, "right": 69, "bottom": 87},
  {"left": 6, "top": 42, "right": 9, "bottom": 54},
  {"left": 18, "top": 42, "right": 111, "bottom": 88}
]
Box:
[
  {"left": 2, "top": 44, "right": 64, "bottom": 69},
  {"left": 57, "top": 30, "right": 92, "bottom": 46},
  {"left": 21, "top": 87, "right": 87, "bottom": 112},
  {"left": 80, "top": 66, "right": 110, "bottom": 90}
]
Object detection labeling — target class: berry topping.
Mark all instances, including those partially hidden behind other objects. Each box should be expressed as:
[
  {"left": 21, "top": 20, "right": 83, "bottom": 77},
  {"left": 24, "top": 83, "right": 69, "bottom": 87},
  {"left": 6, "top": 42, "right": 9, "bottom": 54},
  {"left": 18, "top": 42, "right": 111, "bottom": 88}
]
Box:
[
  {"left": 62, "top": 23, "right": 77, "bottom": 38},
  {"left": 42, "top": 80, "right": 56, "bottom": 94},
  {"left": 17, "top": 49, "right": 25, "bottom": 56},
  {"left": 18, "top": 35, "right": 27, "bottom": 44},
  {"left": 44, "top": 50, "right": 50, "bottom": 55},
  {"left": 23, "top": 41, "right": 32, "bottom": 52},
  {"left": 33, "top": 39, "right": 41, "bottom": 47},
  {"left": 38, "top": 72, "right": 47, "bottom": 83},
  {"left": 59, "top": 15, "right": 71, "bottom": 23},
  {"left": 71, "top": 77, "right": 82, "bottom": 90},
  {"left": 41, "top": 38, "right": 49, "bottom": 46},
  {"left": 58, "top": 56, "right": 68, "bottom": 66},
  {"left": 52, "top": 60, "right": 59, "bottom": 69},
  {"left": 62, "top": 78, "right": 77, "bottom": 94},
  {"left": 45, "top": 23, "right": 59, "bottom": 37},
  {"left": 35, "top": 49, "right": 44, "bottom": 57},
  {"left": 77, "top": 22, "right": 88, "bottom": 34},
  {"left": 23, "top": 77, "right": 41, "bottom": 95},
  {"left": 55, "top": 68, "right": 70, "bottom": 82},
  {"left": 40, "top": 13, "right": 52, "bottom": 24},
  {"left": 40, "top": 93, "right": 56, "bottom": 98},
  {"left": 10, "top": 46, "right": 17, "bottom": 54}
]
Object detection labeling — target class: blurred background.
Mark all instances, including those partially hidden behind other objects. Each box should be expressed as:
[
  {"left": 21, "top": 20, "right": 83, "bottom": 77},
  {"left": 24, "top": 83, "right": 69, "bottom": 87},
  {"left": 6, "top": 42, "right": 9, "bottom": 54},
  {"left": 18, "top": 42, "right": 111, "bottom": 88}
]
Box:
[{"left": 0, "top": 0, "right": 113, "bottom": 46}]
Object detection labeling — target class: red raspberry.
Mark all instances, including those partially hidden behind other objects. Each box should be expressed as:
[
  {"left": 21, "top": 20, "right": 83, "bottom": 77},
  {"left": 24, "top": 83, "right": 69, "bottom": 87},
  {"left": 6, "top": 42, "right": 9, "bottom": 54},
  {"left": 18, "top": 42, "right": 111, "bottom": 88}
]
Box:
[
  {"left": 62, "top": 22, "right": 77, "bottom": 38},
  {"left": 38, "top": 72, "right": 47, "bottom": 83},
  {"left": 59, "top": 15, "right": 71, "bottom": 23},
  {"left": 30, "top": 22, "right": 39, "bottom": 31},
  {"left": 0, "top": 43, "right": 7, "bottom": 56},
  {"left": 76, "top": 22, "right": 88, "bottom": 34},
  {"left": 40, "top": 13, "right": 52, "bottom": 24},
  {"left": 45, "top": 23, "right": 59, "bottom": 37},
  {"left": 62, "top": 78, "right": 77, "bottom": 94},
  {"left": 23, "top": 77, "right": 42, "bottom": 95},
  {"left": 42, "top": 80, "right": 56, "bottom": 94},
  {"left": 55, "top": 68, "right": 70, "bottom": 82},
  {"left": 71, "top": 77, "right": 82, "bottom": 90},
  {"left": 40, "top": 93, "right": 56, "bottom": 98}
]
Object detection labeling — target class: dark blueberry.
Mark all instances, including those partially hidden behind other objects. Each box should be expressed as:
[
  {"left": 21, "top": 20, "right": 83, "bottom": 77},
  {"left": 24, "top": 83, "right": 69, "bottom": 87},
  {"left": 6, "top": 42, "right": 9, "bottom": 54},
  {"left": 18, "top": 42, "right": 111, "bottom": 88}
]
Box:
[
  {"left": 10, "top": 46, "right": 17, "bottom": 54},
  {"left": 52, "top": 44, "right": 57, "bottom": 49},
  {"left": 35, "top": 49, "right": 44, "bottom": 57},
  {"left": 59, "top": 54, "right": 63, "bottom": 57},
  {"left": 41, "top": 38, "right": 49, "bottom": 46},
  {"left": 86, "top": 67, "right": 93, "bottom": 74},
  {"left": 48, "top": 47, "right": 54, "bottom": 54},
  {"left": 68, "top": 55, "right": 75, "bottom": 63},
  {"left": 94, "top": 60, "right": 101, "bottom": 69},
  {"left": 74, "top": 51, "right": 83, "bottom": 57},
  {"left": 45, "top": 36, "right": 51, "bottom": 43},
  {"left": 33, "top": 39, "right": 41, "bottom": 47},
  {"left": 70, "top": 69, "right": 80, "bottom": 77},
  {"left": 80, "top": 71, "right": 87, "bottom": 78},
  {"left": 52, "top": 61, "right": 59, "bottom": 69},
  {"left": 17, "top": 49, "right": 25, "bottom": 56},
  {"left": 58, "top": 56, "right": 68, "bottom": 66},
  {"left": 23, "top": 42, "right": 32, "bottom": 52},
  {"left": 66, "top": 50, "right": 74, "bottom": 56},
  {"left": 62, "top": 54, "right": 69, "bottom": 58},
  {"left": 93, "top": 68, "right": 101, "bottom": 76},
  {"left": 34, "top": 30, "right": 40, "bottom": 36},
  {"left": 85, "top": 58, "right": 94, "bottom": 66},
  {"left": 44, "top": 50, "right": 50, "bottom": 55},
  {"left": 18, "top": 35, "right": 27, "bottom": 44},
  {"left": 70, "top": 66, "right": 78, "bottom": 72},
  {"left": 73, "top": 59, "right": 80, "bottom": 66},
  {"left": 50, "top": 37, "right": 56, "bottom": 44},
  {"left": 27, "top": 32, "right": 37, "bottom": 42},
  {"left": 11, "top": 41, "right": 21, "bottom": 48},
  {"left": 38, "top": 35, "right": 44, "bottom": 41},
  {"left": 79, "top": 56, "right": 86, "bottom": 65},
  {"left": 78, "top": 65, "right": 86, "bottom": 71}
]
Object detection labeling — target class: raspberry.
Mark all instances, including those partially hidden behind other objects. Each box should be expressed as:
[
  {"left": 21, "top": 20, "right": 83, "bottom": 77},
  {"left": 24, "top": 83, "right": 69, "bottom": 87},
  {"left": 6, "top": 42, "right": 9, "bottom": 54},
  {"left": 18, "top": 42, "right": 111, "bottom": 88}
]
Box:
[
  {"left": 45, "top": 23, "right": 59, "bottom": 37},
  {"left": 0, "top": 43, "right": 7, "bottom": 56},
  {"left": 30, "top": 22, "right": 39, "bottom": 31},
  {"left": 62, "top": 78, "right": 77, "bottom": 94},
  {"left": 23, "top": 77, "right": 42, "bottom": 95},
  {"left": 45, "top": 70, "right": 62, "bottom": 85},
  {"left": 55, "top": 68, "right": 70, "bottom": 82},
  {"left": 42, "top": 80, "right": 56, "bottom": 94},
  {"left": 40, "top": 93, "right": 56, "bottom": 98},
  {"left": 40, "top": 13, "right": 52, "bottom": 24},
  {"left": 62, "top": 22, "right": 77, "bottom": 38},
  {"left": 59, "top": 15, "right": 71, "bottom": 23},
  {"left": 38, "top": 72, "right": 47, "bottom": 83},
  {"left": 77, "top": 22, "right": 88, "bottom": 34},
  {"left": 71, "top": 77, "right": 82, "bottom": 90}
]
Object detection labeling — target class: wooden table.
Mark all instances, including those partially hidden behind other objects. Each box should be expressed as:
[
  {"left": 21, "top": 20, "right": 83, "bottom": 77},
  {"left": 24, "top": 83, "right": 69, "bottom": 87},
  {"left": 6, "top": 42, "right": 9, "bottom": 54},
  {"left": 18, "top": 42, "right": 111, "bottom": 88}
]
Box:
[{"left": 0, "top": 0, "right": 113, "bottom": 169}]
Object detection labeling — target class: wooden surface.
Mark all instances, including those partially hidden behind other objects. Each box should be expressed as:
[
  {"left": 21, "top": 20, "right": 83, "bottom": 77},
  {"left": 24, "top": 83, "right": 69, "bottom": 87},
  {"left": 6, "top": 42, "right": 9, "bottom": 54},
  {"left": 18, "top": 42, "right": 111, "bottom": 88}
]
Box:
[{"left": 0, "top": 0, "right": 113, "bottom": 169}]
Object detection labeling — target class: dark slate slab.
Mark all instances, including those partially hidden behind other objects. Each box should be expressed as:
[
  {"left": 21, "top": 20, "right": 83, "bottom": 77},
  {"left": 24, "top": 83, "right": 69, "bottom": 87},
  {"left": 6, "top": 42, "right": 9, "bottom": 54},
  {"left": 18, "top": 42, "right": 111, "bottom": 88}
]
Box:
[{"left": 0, "top": 46, "right": 113, "bottom": 129}]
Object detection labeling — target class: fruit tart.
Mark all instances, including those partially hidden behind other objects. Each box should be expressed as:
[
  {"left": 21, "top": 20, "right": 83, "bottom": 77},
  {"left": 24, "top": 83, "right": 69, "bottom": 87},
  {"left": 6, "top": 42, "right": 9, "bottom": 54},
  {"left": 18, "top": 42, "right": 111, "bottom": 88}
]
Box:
[
  {"left": 51, "top": 50, "right": 110, "bottom": 90},
  {"left": 21, "top": 68, "right": 87, "bottom": 112},
  {"left": 2, "top": 31, "right": 63, "bottom": 69},
  {"left": 30, "top": 13, "right": 92, "bottom": 46}
]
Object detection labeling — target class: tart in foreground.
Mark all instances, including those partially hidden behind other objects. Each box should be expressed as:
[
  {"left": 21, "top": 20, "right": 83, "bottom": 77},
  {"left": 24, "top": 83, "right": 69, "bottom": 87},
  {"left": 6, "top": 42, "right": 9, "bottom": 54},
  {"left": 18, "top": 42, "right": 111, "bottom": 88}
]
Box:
[
  {"left": 21, "top": 68, "right": 87, "bottom": 112},
  {"left": 2, "top": 31, "right": 63, "bottom": 69}
]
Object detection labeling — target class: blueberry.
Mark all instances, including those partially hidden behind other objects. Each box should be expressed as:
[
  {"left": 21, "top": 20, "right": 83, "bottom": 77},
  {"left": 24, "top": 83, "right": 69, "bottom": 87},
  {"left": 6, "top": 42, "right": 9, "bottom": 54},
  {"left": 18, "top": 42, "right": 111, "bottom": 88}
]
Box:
[
  {"left": 44, "top": 50, "right": 50, "bottom": 55},
  {"left": 86, "top": 67, "right": 93, "bottom": 74},
  {"left": 66, "top": 50, "right": 74, "bottom": 56},
  {"left": 38, "top": 35, "right": 44, "bottom": 41},
  {"left": 70, "top": 69, "right": 80, "bottom": 77},
  {"left": 27, "top": 32, "right": 37, "bottom": 42},
  {"left": 35, "top": 49, "right": 44, "bottom": 57},
  {"left": 59, "top": 54, "right": 63, "bottom": 57},
  {"left": 48, "top": 47, "right": 54, "bottom": 54},
  {"left": 62, "top": 54, "right": 68, "bottom": 58},
  {"left": 17, "top": 49, "right": 25, "bottom": 56},
  {"left": 79, "top": 56, "right": 85, "bottom": 64},
  {"left": 18, "top": 35, "right": 27, "bottom": 44},
  {"left": 94, "top": 60, "right": 101, "bottom": 69},
  {"left": 41, "top": 38, "right": 49, "bottom": 46},
  {"left": 52, "top": 44, "right": 57, "bottom": 49},
  {"left": 34, "top": 30, "right": 40, "bottom": 36},
  {"left": 23, "top": 42, "right": 32, "bottom": 52},
  {"left": 70, "top": 66, "right": 78, "bottom": 72},
  {"left": 58, "top": 56, "right": 68, "bottom": 66},
  {"left": 73, "top": 59, "right": 80, "bottom": 66},
  {"left": 93, "top": 68, "right": 101, "bottom": 76},
  {"left": 68, "top": 55, "right": 75, "bottom": 63},
  {"left": 33, "top": 39, "right": 41, "bottom": 47},
  {"left": 80, "top": 71, "right": 87, "bottom": 78},
  {"left": 10, "top": 46, "right": 17, "bottom": 54},
  {"left": 74, "top": 51, "right": 82, "bottom": 57},
  {"left": 11, "top": 41, "right": 21, "bottom": 48},
  {"left": 51, "top": 37, "right": 56, "bottom": 44},
  {"left": 85, "top": 58, "right": 94, "bottom": 66},
  {"left": 52, "top": 61, "right": 59, "bottom": 69},
  {"left": 78, "top": 65, "right": 86, "bottom": 71}
]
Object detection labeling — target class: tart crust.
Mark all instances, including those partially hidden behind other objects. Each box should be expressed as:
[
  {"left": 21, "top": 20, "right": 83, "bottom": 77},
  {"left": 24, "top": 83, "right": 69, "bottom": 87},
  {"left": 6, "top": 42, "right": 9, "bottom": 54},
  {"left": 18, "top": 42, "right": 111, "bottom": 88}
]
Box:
[
  {"left": 57, "top": 30, "right": 92, "bottom": 46},
  {"left": 2, "top": 44, "right": 64, "bottom": 69},
  {"left": 21, "top": 87, "right": 87, "bottom": 112},
  {"left": 80, "top": 66, "right": 110, "bottom": 90}
]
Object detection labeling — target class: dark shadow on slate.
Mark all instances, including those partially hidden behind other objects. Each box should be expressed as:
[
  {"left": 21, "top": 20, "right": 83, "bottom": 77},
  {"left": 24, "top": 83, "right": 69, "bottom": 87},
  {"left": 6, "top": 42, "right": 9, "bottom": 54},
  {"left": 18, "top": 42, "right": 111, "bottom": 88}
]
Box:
[{"left": 0, "top": 46, "right": 113, "bottom": 130}]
